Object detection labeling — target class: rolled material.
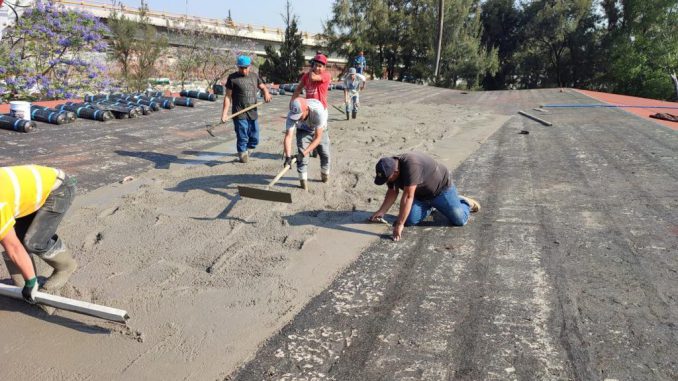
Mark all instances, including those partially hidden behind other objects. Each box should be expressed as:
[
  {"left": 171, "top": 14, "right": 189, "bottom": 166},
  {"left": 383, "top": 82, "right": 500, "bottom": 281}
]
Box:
[
  {"left": 56, "top": 103, "right": 114, "bottom": 121},
  {"left": 145, "top": 91, "right": 164, "bottom": 98},
  {"left": 143, "top": 96, "right": 174, "bottom": 109},
  {"left": 69, "top": 101, "right": 142, "bottom": 119},
  {"left": 30, "top": 108, "right": 68, "bottom": 125},
  {"left": 146, "top": 95, "right": 193, "bottom": 107},
  {"left": 0, "top": 114, "right": 36, "bottom": 132},
  {"left": 180, "top": 90, "right": 216, "bottom": 102},
  {"left": 31, "top": 105, "right": 76, "bottom": 123}
]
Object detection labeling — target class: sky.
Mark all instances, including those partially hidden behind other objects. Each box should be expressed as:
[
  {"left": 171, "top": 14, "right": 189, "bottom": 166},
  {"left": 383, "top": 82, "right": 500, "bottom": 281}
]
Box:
[{"left": 116, "top": 0, "right": 334, "bottom": 34}]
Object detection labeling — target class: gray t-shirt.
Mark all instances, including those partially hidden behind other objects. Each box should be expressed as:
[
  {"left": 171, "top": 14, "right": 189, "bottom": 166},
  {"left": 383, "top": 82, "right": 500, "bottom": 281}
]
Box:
[
  {"left": 387, "top": 152, "right": 451, "bottom": 200},
  {"left": 225, "top": 71, "right": 262, "bottom": 120}
]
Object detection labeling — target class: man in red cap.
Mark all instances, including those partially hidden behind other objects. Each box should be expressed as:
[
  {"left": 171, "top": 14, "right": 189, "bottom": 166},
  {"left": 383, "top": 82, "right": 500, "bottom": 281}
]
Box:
[{"left": 291, "top": 53, "right": 332, "bottom": 110}]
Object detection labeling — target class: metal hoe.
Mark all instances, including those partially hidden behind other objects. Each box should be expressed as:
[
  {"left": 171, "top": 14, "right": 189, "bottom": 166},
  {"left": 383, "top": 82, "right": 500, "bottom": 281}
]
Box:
[{"left": 237, "top": 157, "right": 297, "bottom": 203}]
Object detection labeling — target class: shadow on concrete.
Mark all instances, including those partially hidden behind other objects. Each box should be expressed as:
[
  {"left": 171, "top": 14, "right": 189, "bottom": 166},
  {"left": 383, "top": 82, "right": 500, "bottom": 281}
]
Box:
[
  {"left": 284, "top": 209, "right": 389, "bottom": 239},
  {"left": 167, "top": 173, "right": 287, "bottom": 222},
  {"left": 115, "top": 150, "right": 228, "bottom": 169}
]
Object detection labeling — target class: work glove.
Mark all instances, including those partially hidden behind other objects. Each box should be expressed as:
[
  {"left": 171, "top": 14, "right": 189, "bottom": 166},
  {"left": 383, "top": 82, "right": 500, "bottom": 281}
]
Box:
[
  {"left": 22, "top": 277, "right": 39, "bottom": 304},
  {"left": 283, "top": 156, "right": 293, "bottom": 167},
  {"left": 295, "top": 152, "right": 306, "bottom": 164}
]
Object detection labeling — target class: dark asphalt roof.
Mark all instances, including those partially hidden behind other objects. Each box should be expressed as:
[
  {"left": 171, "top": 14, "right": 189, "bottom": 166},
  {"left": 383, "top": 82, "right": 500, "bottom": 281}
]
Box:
[{"left": 230, "top": 83, "right": 678, "bottom": 380}]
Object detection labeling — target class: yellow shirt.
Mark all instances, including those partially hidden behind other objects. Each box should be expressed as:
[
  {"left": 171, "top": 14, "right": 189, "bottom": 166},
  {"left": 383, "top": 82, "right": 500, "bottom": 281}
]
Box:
[{"left": 0, "top": 165, "right": 59, "bottom": 240}]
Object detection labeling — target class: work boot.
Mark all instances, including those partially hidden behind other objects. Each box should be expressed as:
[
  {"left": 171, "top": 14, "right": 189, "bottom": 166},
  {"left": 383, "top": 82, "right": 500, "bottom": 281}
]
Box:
[
  {"left": 321, "top": 173, "right": 329, "bottom": 183},
  {"left": 459, "top": 195, "right": 481, "bottom": 213},
  {"left": 2, "top": 252, "right": 26, "bottom": 287},
  {"left": 352, "top": 110, "right": 357, "bottom": 119},
  {"left": 238, "top": 151, "right": 249, "bottom": 163},
  {"left": 40, "top": 248, "right": 77, "bottom": 291},
  {"left": 299, "top": 179, "right": 308, "bottom": 191},
  {"left": 345, "top": 110, "right": 350, "bottom": 120}
]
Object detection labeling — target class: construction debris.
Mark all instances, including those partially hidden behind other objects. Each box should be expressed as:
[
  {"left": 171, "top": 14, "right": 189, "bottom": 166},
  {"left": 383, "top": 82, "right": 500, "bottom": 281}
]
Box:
[{"left": 518, "top": 110, "right": 553, "bottom": 126}]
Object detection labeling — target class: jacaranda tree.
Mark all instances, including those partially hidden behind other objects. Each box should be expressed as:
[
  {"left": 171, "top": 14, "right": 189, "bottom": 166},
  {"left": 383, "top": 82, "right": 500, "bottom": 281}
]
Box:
[{"left": 0, "top": 0, "right": 111, "bottom": 101}]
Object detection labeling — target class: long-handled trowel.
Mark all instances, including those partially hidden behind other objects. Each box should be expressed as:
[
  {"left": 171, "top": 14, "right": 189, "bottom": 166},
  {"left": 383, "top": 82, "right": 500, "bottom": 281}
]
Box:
[
  {"left": 238, "top": 158, "right": 297, "bottom": 203},
  {"left": 206, "top": 101, "right": 265, "bottom": 137}
]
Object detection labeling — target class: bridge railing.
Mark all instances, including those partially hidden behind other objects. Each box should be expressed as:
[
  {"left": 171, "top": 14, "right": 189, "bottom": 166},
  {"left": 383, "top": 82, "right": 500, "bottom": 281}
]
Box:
[{"left": 53, "top": 0, "right": 323, "bottom": 44}]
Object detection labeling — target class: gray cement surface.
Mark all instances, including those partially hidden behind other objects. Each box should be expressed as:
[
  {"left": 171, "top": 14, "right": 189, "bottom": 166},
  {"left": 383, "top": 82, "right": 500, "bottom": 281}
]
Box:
[
  {"left": 231, "top": 85, "right": 677, "bottom": 380},
  {"left": 1, "top": 82, "right": 676, "bottom": 380}
]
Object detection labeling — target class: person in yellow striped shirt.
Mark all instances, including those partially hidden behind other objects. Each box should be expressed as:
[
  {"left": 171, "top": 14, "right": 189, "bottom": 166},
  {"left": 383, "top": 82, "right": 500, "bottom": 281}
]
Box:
[{"left": 1, "top": 165, "right": 77, "bottom": 304}]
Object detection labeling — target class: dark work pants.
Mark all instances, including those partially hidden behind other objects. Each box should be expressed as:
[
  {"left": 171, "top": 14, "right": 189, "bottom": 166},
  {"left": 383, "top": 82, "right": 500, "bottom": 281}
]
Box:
[{"left": 13, "top": 176, "right": 76, "bottom": 258}]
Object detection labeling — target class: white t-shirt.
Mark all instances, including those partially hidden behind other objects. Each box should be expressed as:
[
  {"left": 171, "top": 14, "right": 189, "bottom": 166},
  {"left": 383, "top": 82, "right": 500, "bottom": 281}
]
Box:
[
  {"left": 343, "top": 73, "right": 367, "bottom": 94},
  {"left": 285, "top": 99, "right": 328, "bottom": 133}
]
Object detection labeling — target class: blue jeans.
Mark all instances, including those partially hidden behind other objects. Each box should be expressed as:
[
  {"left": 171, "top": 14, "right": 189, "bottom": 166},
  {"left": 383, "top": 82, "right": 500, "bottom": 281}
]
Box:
[
  {"left": 233, "top": 118, "right": 259, "bottom": 153},
  {"left": 405, "top": 185, "right": 470, "bottom": 227},
  {"left": 13, "top": 176, "right": 76, "bottom": 258}
]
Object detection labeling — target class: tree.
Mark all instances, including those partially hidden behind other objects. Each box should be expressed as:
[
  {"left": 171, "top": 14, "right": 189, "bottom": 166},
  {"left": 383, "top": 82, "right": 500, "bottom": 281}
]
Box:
[
  {"left": 324, "top": 0, "right": 496, "bottom": 87},
  {"left": 107, "top": 0, "right": 167, "bottom": 92},
  {"left": 0, "top": 0, "right": 110, "bottom": 100},
  {"left": 602, "top": 0, "right": 678, "bottom": 99},
  {"left": 520, "top": 0, "right": 592, "bottom": 88},
  {"left": 435, "top": 0, "right": 498, "bottom": 89},
  {"left": 107, "top": 1, "right": 136, "bottom": 83},
  {"left": 260, "top": 1, "right": 305, "bottom": 84},
  {"left": 480, "top": 0, "right": 522, "bottom": 89}
]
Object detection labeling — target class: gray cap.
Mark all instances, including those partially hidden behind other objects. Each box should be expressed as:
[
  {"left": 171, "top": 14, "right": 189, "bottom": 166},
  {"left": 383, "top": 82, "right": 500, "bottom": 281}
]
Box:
[{"left": 348, "top": 67, "right": 357, "bottom": 74}]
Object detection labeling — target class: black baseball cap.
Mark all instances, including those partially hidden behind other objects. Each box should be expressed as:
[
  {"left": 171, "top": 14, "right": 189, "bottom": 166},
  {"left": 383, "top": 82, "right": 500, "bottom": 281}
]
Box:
[{"left": 374, "top": 157, "right": 397, "bottom": 185}]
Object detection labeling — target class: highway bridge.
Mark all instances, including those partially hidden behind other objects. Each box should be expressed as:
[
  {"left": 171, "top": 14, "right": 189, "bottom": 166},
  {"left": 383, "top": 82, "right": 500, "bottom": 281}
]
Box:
[{"left": 52, "top": 0, "right": 346, "bottom": 64}]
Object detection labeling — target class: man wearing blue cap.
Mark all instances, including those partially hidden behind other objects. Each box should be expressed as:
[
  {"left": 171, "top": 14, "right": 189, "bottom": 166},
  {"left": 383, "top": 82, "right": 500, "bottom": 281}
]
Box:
[
  {"left": 369, "top": 152, "right": 480, "bottom": 241},
  {"left": 221, "top": 55, "right": 272, "bottom": 163}
]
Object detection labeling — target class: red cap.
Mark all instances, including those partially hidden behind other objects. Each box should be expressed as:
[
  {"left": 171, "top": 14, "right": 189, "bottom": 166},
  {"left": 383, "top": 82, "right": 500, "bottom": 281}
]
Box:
[{"left": 311, "top": 54, "right": 327, "bottom": 65}]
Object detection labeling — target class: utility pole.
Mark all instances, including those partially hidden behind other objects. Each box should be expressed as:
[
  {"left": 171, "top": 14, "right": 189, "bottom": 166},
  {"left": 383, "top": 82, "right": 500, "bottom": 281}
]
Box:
[{"left": 434, "top": 0, "right": 444, "bottom": 79}]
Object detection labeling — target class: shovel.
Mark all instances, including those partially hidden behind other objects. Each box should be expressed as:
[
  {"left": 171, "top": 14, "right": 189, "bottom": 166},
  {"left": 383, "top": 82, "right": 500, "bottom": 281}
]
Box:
[
  {"left": 238, "top": 157, "right": 297, "bottom": 203},
  {"left": 207, "top": 101, "right": 265, "bottom": 137}
]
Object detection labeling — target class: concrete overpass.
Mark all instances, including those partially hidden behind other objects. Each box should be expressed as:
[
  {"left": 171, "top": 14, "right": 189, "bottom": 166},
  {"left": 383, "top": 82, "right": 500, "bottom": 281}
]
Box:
[{"left": 52, "top": 0, "right": 346, "bottom": 64}]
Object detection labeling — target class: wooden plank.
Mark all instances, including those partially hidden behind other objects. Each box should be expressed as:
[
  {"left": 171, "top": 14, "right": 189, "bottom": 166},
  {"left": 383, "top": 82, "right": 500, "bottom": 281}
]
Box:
[
  {"left": 518, "top": 110, "right": 553, "bottom": 126},
  {"left": 0, "top": 284, "right": 129, "bottom": 323},
  {"left": 238, "top": 185, "right": 293, "bottom": 203}
]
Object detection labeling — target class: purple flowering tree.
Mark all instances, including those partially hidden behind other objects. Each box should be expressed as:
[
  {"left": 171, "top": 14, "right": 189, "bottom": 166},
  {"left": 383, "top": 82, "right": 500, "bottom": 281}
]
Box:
[{"left": 0, "top": 0, "right": 111, "bottom": 101}]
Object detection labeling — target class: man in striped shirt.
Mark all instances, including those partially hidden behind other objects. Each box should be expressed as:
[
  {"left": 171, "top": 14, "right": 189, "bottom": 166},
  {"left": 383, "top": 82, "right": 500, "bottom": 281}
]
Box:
[{"left": 1, "top": 165, "right": 77, "bottom": 304}]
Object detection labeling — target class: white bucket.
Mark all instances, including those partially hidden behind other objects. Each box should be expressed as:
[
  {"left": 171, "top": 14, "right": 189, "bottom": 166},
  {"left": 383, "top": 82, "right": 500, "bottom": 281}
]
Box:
[{"left": 10, "top": 101, "right": 32, "bottom": 121}]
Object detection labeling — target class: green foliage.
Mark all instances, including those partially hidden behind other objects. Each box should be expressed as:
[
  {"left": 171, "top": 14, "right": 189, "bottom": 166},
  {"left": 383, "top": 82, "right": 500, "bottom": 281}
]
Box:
[
  {"left": 260, "top": 1, "right": 305, "bottom": 84},
  {"left": 107, "top": 0, "right": 167, "bottom": 92},
  {"left": 324, "top": 0, "right": 497, "bottom": 87},
  {"left": 603, "top": 0, "right": 678, "bottom": 99},
  {"left": 475, "top": 0, "right": 678, "bottom": 99}
]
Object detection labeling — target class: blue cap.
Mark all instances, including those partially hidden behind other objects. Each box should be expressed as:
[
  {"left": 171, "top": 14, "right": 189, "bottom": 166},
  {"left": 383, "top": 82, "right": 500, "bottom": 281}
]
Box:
[{"left": 236, "top": 55, "right": 251, "bottom": 67}]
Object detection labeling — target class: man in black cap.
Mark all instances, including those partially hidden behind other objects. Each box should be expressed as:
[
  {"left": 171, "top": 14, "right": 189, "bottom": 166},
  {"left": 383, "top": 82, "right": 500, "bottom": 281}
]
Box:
[{"left": 369, "top": 152, "right": 480, "bottom": 241}]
